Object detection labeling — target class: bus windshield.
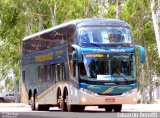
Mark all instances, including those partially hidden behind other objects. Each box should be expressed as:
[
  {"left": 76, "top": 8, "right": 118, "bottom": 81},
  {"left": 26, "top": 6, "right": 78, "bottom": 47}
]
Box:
[
  {"left": 81, "top": 53, "right": 135, "bottom": 82},
  {"left": 78, "top": 27, "right": 132, "bottom": 45}
]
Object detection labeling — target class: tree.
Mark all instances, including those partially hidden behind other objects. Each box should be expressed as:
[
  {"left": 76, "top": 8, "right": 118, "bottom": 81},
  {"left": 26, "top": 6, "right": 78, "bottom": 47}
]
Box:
[
  {"left": 151, "top": 0, "right": 160, "bottom": 57},
  {"left": 116, "top": 0, "right": 121, "bottom": 19}
]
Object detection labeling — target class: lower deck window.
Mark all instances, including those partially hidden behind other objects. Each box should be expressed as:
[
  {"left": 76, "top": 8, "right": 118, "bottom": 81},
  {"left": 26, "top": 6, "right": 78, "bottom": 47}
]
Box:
[{"left": 38, "top": 63, "right": 66, "bottom": 83}]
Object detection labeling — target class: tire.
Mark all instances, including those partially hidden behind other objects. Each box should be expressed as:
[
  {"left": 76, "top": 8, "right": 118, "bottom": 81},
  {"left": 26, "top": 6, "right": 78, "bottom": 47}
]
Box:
[
  {"left": 34, "top": 96, "right": 50, "bottom": 111},
  {"left": 57, "top": 89, "right": 61, "bottom": 108},
  {"left": 67, "top": 104, "right": 75, "bottom": 112},
  {"left": 60, "top": 98, "right": 67, "bottom": 111},
  {"left": 113, "top": 104, "right": 122, "bottom": 112},
  {"left": 0, "top": 98, "right": 4, "bottom": 103},
  {"left": 30, "top": 97, "right": 35, "bottom": 110},
  {"left": 35, "top": 97, "right": 40, "bottom": 111},
  {"left": 59, "top": 89, "right": 67, "bottom": 112},
  {"left": 61, "top": 88, "right": 84, "bottom": 112},
  {"left": 105, "top": 105, "right": 113, "bottom": 112},
  {"left": 66, "top": 105, "right": 85, "bottom": 112},
  {"left": 76, "top": 106, "right": 85, "bottom": 112},
  {"left": 38, "top": 105, "right": 50, "bottom": 111},
  {"left": 65, "top": 89, "right": 74, "bottom": 112},
  {"left": 64, "top": 88, "right": 75, "bottom": 112}
]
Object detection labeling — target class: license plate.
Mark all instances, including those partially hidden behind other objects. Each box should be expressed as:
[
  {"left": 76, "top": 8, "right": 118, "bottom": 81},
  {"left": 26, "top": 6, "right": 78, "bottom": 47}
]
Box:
[{"left": 105, "top": 98, "right": 115, "bottom": 102}]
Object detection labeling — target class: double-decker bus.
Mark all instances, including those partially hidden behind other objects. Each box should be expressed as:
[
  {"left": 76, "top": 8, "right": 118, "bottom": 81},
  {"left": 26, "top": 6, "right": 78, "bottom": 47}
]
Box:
[{"left": 20, "top": 18, "right": 145, "bottom": 112}]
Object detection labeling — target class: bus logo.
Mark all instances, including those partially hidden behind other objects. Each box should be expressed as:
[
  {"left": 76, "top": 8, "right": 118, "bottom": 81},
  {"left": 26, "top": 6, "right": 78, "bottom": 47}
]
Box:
[
  {"left": 35, "top": 52, "right": 53, "bottom": 62},
  {"left": 88, "top": 86, "right": 100, "bottom": 89},
  {"left": 102, "top": 86, "right": 115, "bottom": 94}
]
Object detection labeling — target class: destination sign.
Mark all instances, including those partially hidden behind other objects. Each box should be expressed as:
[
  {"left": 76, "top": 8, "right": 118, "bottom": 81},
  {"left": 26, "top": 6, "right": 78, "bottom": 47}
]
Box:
[{"left": 86, "top": 54, "right": 104, "bottom": 58}]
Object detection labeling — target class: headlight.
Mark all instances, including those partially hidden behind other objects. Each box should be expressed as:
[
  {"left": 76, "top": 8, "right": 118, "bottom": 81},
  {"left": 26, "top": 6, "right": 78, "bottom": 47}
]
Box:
[
  {"left": 122, "top": 88, "right": 137, "bottom": 95},
  {"left": 80, "top": 88, "right": 97, "bottom": 95}
]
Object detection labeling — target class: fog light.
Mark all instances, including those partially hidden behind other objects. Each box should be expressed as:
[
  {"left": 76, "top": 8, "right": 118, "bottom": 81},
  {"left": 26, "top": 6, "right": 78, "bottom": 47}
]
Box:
[
  {"left": 81, "top": 97, "right": 86, "bottom": 103},
  {"left": 133, "top": 98, "right": 137, "bottom": 102}
]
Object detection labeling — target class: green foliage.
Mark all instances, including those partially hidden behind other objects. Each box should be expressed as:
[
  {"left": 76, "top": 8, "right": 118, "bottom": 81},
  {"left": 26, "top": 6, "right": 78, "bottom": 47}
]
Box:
[
  {"left": 5, "top": 77, "right": 13, "bottom": 91},
  {"left": 120, "top": 0, "right": 160, "bottom": 76},
  {"left": 105, "top": 4, "right": 116, "bottom": 18}
]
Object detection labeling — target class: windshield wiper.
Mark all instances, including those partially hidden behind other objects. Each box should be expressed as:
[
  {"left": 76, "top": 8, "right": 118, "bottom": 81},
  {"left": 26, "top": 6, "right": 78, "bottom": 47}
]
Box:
[
  {"left": 89, "top": 43, "right": 102, "bottom": 47},
  {"left": 112, "top": 74, "right": 129, "bottom": 84}
]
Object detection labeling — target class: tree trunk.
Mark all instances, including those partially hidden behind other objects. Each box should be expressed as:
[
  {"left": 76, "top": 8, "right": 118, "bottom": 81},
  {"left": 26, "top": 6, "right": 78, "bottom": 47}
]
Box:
[
  {"left": 140, "top": 64, "right": 147, "bottom": 103},
  {"left": 85, "top": 5, "right": 89, "bottom": 17},
  {"left": 49, "top": 2, "right": 56, "bottom": 26},
  {"left": 98, "top": 0, "right": 106, "bottom": 18},
  {"left": 38, "top": 2, "right": 44, "bottom": 31},
  {"left": 27, "top": 23, "right": 32, "bottom": 35},
  {"left": 25, "top": 1, "right": 32, "bottom": 35},
  {"left": 9, "top": 69, "right": 18, "bottom": 103},
  {"left": 116, "top": 0, "right": 121, "bottom": 19},
  {"left": 146, "top": 53, "right": 153, "bottom": 103},
  {"left": 151, "top": 0, "right": 160, "bottom": 57}
]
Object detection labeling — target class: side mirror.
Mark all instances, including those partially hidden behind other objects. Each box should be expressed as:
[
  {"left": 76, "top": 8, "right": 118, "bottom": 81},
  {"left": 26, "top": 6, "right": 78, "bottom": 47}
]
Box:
[
  {"left": 135, "top": 45, "right": 146, "bottom": 63},
  {"left": 71, "top": 50, "right": 77, "bottom": 61},
  {"left": 72, "top": 44, "right": 82, "bottom": 62}
]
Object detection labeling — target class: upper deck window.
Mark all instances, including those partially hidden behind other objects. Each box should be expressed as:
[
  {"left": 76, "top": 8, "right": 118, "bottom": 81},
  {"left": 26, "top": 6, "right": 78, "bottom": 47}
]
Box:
[
  {"left": 22, "top": 25, "right": 75, "bottom": 55},
  {"left": 78, "top": 27, "right": 132, "bottom": 46}
]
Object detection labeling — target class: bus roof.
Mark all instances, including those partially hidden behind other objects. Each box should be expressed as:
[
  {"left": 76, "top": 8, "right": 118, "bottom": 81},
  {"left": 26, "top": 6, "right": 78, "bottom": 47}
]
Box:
[{"left": 23, "top": 18, "right": 130, "bottom": 41}]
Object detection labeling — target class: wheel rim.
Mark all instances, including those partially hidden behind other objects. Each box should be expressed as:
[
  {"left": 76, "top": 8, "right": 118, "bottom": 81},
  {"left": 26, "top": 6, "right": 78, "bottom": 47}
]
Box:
[
  {"left": 57, "top": 89, "right": 61, "bottom": 108},
  {"left": 65, "top": 91, "right": 71, "bottom": 112},
  {"left": 30, "top": 97, "right": 35, "bottom": 110},
  {"left": 35, "top": 98, "right": 39, "bottom": 110}
]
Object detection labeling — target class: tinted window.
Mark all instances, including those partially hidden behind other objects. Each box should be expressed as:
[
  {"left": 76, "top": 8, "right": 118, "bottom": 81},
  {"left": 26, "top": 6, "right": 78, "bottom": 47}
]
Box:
[
  {"left": 38, "top": 63, "right": 66, "bottom": 83},
  {"left": 22, "top": 25, "right": 75, "bottom": 55},
  {"left": 78, "top": 27, "right": 132, "bottom": 45}
]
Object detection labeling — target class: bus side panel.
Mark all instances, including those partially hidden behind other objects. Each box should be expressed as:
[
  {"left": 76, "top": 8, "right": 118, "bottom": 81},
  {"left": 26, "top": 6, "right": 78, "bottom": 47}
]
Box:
[
  {"left": 36, "top": 82, "right": 66, "bottom": 105},
  {"left": 69, "top": 85, "right": 81, "bottom": 104}
]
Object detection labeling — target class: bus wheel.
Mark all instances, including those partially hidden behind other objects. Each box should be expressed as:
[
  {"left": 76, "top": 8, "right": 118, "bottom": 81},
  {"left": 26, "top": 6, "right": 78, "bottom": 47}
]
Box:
[
  {"left": 0, "top": 98, "right": 4, "bottom": 103},
  {"left": 60, "top": 98, "right": 67, "bottom": 111},
  {"left": 30, "top": 96, "right": 35, "bottom": 110},
  {"left": 113, "top": 104, "right": 122, "bottom": 112},
  {"left": 35, "top": 98, "right": 40, "bottom": 111},
  {"left": 105, "top": 105, "right": 113, "bottom": 112},
  {"left": 65, "top": 90, "right": 78, "bottom": 112},
  {"left": 38, "top": 105, "right": 50, "bottom": 111},
  {"left": 66, "top": 102, "right": 75, "bottom": 112},
  {"left": 76, "top": 106, "right": 85, "bottom": 112},
  {"left": 59, "top": 90, "right": 67, "bottom": 112},
  {"left": 57, "top": 88, "right": 61, "bottom": 108}
]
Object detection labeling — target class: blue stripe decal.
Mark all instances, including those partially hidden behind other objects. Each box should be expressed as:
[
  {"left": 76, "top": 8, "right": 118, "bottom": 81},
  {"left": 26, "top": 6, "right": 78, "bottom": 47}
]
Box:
[
  {"left": 79, "top": 83, "right": 137, "bottom": 94},
  {"left": 75, "top": 46, "right": 135, "bottom": 62},
  {"left": 80, "top": 47, "right": 135, "bottom": 53}
]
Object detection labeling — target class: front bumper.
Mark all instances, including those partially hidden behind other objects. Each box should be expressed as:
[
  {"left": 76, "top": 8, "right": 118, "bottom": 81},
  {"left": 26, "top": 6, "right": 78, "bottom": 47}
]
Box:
[{"left": 78, "top": 88, "right": 137, "bottom": 105}]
